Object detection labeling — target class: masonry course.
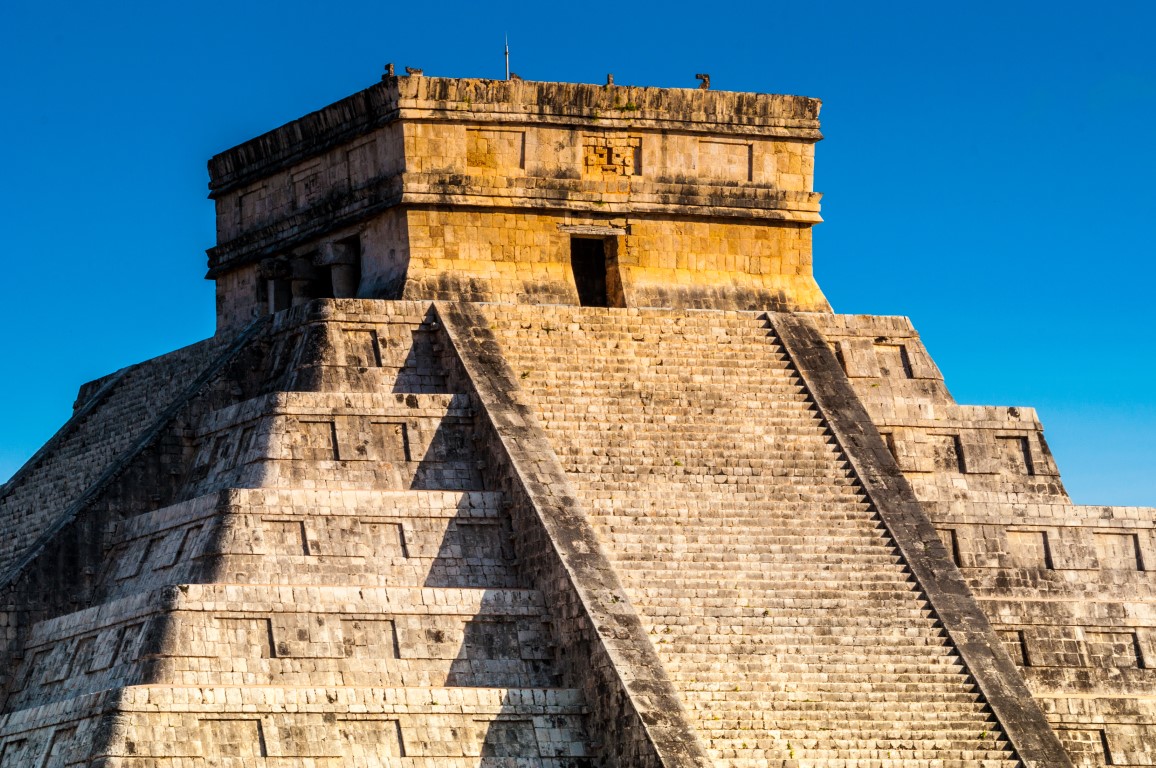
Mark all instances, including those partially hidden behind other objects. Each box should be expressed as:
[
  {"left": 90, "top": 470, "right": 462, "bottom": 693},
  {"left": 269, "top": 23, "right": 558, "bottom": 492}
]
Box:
[{"left": 0, "top": 72, "right": 1151, "bottom": 766}]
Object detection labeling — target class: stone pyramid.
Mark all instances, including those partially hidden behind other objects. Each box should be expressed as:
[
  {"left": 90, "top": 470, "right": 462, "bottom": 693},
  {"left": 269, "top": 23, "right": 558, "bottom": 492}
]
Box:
[{"left": 0, "top": 73, "right": 1152, "bottom": 767}]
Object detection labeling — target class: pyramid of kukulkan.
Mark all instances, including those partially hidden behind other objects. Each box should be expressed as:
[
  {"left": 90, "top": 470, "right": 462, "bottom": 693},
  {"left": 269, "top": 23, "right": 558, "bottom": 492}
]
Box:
[{"left": 2, "top": 71, "right": 1153, "bottom": 768}]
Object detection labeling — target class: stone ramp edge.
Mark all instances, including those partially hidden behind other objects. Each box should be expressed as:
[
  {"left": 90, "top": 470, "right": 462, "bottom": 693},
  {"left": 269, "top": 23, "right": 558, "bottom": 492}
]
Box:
[
  {"left": 0, "top": 368, "right": 129, "bottom": 501},
  {"left": 0, "top": 316, "right": 272, "bottom": 592},
  {"left": 435, "top": 300, "right": 716, "bottom": 768},
  {"left": 769, "top": 310, "right": 1072, "bottom": 768}
]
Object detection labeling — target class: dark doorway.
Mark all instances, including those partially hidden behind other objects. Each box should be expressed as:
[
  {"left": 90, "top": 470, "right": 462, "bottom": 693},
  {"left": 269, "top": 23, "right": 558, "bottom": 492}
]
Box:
[
  {"left": 570, "top": 238, "right": 609, "bottom": 307},
  {"left": 268, "top": 278, "right": 292, "bottom": 312}
]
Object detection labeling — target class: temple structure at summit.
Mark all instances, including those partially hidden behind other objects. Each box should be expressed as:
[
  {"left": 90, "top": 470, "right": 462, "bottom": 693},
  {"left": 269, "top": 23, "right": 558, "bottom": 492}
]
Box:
[{"left": 0, "top": 72, "right": 1152, "bottom": 767}]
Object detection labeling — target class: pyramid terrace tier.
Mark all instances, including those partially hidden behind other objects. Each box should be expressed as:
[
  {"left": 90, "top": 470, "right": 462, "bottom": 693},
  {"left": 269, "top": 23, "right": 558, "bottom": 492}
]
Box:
[{"left": 0, "top": 685, "right": 591, "bottom": 766}]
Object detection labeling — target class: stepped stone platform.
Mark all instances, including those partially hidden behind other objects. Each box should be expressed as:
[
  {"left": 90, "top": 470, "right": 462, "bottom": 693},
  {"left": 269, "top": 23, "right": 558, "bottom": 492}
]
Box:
[{"left": 2, "top": 72, "right": 1153, "bottom": 766}]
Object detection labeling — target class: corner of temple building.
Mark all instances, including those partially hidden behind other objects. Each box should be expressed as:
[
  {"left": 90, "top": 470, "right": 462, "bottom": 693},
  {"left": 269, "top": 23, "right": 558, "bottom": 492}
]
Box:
[{"left": 206, "top": 75, "right": 830, "bottom": 332}]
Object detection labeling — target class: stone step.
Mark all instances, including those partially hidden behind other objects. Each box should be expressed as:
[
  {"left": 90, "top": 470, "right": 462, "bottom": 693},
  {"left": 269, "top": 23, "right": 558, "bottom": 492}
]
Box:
[
  {"left": 599, "top": 504, "right": 876, "bottom": 515},
  {"left": 713, "top": 759, "right": 1017, "bottom": 768},
  {"left": 655, "top": 633, "right": 959, "bottom": 649},
  {"left": 634, "top": 583, "right": 928, "bottom": 597},
  {"left": 600, "top": 509, "right": 881, "bottom": 523},
  {"left": 658, "top": 635, "right": 954, "bottom": 650},
  {"left": 673, "top": 675, "right": 979, "bottom": 692},
  {"left": 613, "top": 538, "right": 895, "bottom": 551},
  {"left": 577, "top": 488, "right": 869, "bottom": 501},
  {"left": 704, "top": 724, "right": 1004, "bottom": 739},
  {"left": 616, "top": 549, "right": 906, "bottom": 564},
  {"left": 709, "top": 740, "right": 1014, "bottom": 754},
  {"left": 616, "top": 532, "right": 899, "bottom": 548},
  {"left": 564, "top": 465, "right": 857, "bottom": 478},
  {"left": 547, "top": 420, "right": 834, "bottom": 433},
  {"left": 707, "top": 753, "right": 1017, "bottom": 768},
  {"left": 687, "top": 710, "right": 1004, "bottom": 727},
  {"left": 684, "top": 689, "right": 990, "bottom": 706},
  {"left": 660, "top": 644, "right": 959, "bottom": 659},
  {"left": 623, "top": 574, "right": 923, "bottom": 589},
  {"left": 562, "top": 457, "right": 855, "bottom": 471},
  {"left": 662, "top": 658, "right": 967, "bottom": 673},
  {"left": 528, "top": 385, "right": 812, "bottom": 398},
  {"left": 628, "top": 578, "right": 927, "bottom": 594},
  {"left": 639, "top": 612, "right": 941, "bottom": 629},
  {"left": 570, "top": 467, "right": 861, "bottom": 482}
]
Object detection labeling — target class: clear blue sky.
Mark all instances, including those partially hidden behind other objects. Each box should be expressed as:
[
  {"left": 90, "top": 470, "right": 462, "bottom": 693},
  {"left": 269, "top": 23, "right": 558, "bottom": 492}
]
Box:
[{"left": 2, "top": 1, "right": 1153, "bottom": 505}]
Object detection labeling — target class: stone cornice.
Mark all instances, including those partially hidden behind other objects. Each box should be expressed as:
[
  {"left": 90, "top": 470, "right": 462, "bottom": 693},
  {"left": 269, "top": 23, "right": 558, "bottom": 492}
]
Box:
[
  {"left": 208, "top": 76, "right": 822, "bottom": 197},
  {"left": 205, "top": 172, "right": 822, "bottom": 277}
]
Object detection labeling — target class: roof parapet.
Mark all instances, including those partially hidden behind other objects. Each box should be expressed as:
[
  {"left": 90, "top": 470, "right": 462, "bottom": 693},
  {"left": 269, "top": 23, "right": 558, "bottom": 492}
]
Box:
[{"left": 208, "top": 76, "right": 821, "bottom": 197}]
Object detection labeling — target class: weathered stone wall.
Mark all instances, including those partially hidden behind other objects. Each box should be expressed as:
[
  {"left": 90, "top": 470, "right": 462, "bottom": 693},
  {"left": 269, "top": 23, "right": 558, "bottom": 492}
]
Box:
[
  {"left": 401, "top": 209, "right": 580, "bottom": 305},
  {"left": 214, "top": 203, "right": 827, "bottom": 327},
  {"left": 396, "top": 119, "right": 815, "bottom": 188},
  {"left": 206, "top": 76, "right": 827, "bottom": 330},
  {"left": 359, "top": 206, "right": 411, "bottom": 298},
  {"left": 620, "top": 218, "right": 823, "bottom": 310},
  {"left": 208, "top": 78, "right": 821, "bottom": 200},
  {"left": 398, "top": 209, "right": 826, "bottom": 312},
  {"left": 213, "top": 262, "right": 264, "bottom": 330},
  {"left": 213, "top": 121, "right": 405, "bottom": 244}
]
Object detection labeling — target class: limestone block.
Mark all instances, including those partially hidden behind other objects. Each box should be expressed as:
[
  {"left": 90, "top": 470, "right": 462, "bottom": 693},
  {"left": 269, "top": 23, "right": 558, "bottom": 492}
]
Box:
[{"left": 834, "top": 338, "right": 880, "bottom": 378}]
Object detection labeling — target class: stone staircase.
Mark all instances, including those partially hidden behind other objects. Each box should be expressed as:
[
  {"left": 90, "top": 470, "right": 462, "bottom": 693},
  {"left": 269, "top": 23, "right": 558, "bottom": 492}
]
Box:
[
  {"left": 803, "top": 313, "right": 1156, "bottom": 767},
  {"left": 0, "top": 303, "right": 594, "bottom": 765},
  {"left": 484, "top": 305, "right": 1022, "bottom": 768}
]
